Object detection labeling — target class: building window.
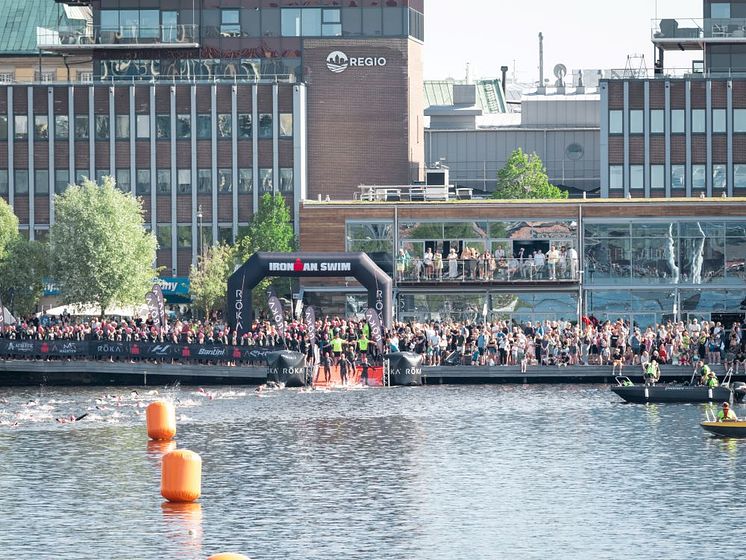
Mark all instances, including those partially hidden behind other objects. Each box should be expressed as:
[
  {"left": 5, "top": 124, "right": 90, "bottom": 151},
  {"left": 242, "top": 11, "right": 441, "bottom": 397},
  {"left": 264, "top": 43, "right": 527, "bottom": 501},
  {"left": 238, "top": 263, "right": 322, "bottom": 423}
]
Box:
[
  {"left": 713, "top": 108, "right": 727, "bottom": 133},
  {"left": 35, "top": 170, "right": 49, "bottom": 194},
  {"left": 196, "top": 114, "right": 211, "bottom": 139},
  {"left": 34, "top": 70, "right": 56, "bottom": 82},
  {"left": 237, "top": 114, "right": 252, "bottom": 139},
  {"left": 136, "top": 169, "right": 150, "bottom": 195},
  {"left": 279, "top": 168, "right": 293, "bottom": 193},
  {"left": 116, "top": 169, "right": 131, "bottom": 192},
  {"left": 34, "top": 115, "right": 49, "bottom": 140},
  {"left": 279, "top": 113, "right": 293, "bottom": 137},
  {"left": 692, "top": 165, "right": 706, "bottom": 190},
  {"left": 176, "top": 114, "right": 191, "bottom": 139},
  {"left": 96, "top": 169, "right": 109, "bottom": 183},
  {"left": 177, "top": 169, "right": 191, "bottom": 194},
  {"left": 161, "top": 11, "right": 179, "bottom": 42},
  {"left": 136, "top": 115, "right": 150, "bottom": 139},
  {"left": 259, "top": 114, "right": 272, "bottom": 138},
  {"left": 0, "top": 170, "right": 9, "bottom": 194},
  {"left": 221, "top": 9, "right": 241, "bottom": 37},
  {"left": 75, "top": 170, "right": 88, "bottom": 184},
  {"left": 0, "top": 72, "right": 15, "bottom": 83},
  {"left": 281, "top": 8, "right": 341, "bottom": 36},
  {"left": 735, "top": 109, "right": 746, "bottom": 133},
  {"left": 260, "top": 168, "right": 273, "bottom": 192},
  {"left": 115, "top": 115, "right": 129, "bottom": 140},
  {"left": 650, "top": 109, "right": 664, "bottom": 133},
  {"left": 651, "top": 165, "right": 665, "bottom": 189},
  {"left": 629, "top": 110, "right": 643, "bottom": 134},
  {"left": 78, "top": 71, "right": 93, "bottom": 83},
  {"left": 218, "top": 169, "right": 232, "bottom": 193},
  {"left": 735, "top": 165, "right": 746, "bottom": 189},
  {"left": 238, "top": 168, "right": 253, "bottom": 193},
  {"left": 692, "top": 109, "right": 706, "bottom": 133},
  {"left": 217, "top": 114, "right": 232, "bottom": 138},
  {"left": 713, "top": 164, "right": 727, "bottom": 190},
  {"left": 157, "top": 169, "right": 171, "bottom": 194},
  {"left": 157, "top": 225, "right": 172, "bottom": 249},
  {"left": 711, "top": 2, "right": 731, "bottom": 18},
  {"left": 322, "top": 8, "right": 342, "bottom": 36},
  {"left": 156, "top": 115, "right": 170, "bottom": 139},
  {"left": 95, "top": 115, "right": 110, "bottom": 141},
  {"left": 671, "top": 110, "right": 685, "bottom": 133},
  {"left": 609, "top": 110, "right": 623, "bottom": 134},
  {"left": 609, "top": 166, "right": 623, "bottom": 189},
  {"left": 363, "top": 7, "right": 383, "bottom": 35},
  {"left": 55, "top": 170, "right": 69, "bottom": 194},
  {"left": 0, "top": 116, "right": 7, "bottom": 139},
  {"left": 218, "top": 226, "right": 233, "bottom": 245},
  {"left": 14, "top": 115, "right": 28, "bottom": 140},
  {"left": 52, "top": 115, "right": 68, "bottom": 140},
  {"left": 15, "top": 170, "right": 28, "bottom": 194},
  {"left": 630, "top": 165, "right": 643, "bottom": 189},
  {"left": 74, "top": 115, "right": 89, "bottom": 140},
  {"left": 177, "top": 225, "right": 192, "bottom": 248},
  {"left": 197, "top": 169, "right": 211, "bottom": 194},
  {"left": 672, "top": 165, "right": 685, "bottom": 188}
]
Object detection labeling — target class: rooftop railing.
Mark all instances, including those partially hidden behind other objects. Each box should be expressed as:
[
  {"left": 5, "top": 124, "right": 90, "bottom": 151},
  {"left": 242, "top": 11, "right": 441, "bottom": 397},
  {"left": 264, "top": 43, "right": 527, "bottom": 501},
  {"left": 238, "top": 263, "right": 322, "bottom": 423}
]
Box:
[
  {"left": 37, "top": 24, "right": 199, "bottom": 50},
  {"left": 396, "top": 257, "right": 580, "bottom": 284},
  {"left": 602, "top": 67, "right": 746, "bottom": 80},
  {"left": 651, "top": 18, "right": 746, "bottom": 42}
]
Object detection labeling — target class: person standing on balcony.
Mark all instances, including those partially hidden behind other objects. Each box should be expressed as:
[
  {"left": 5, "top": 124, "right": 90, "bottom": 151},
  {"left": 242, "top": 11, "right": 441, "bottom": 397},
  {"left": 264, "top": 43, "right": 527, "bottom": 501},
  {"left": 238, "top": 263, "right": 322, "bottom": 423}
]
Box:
[
  {"left": 447, "top": 248, "right": 458, "bottom": 279},
  {"left": 534, "top": 249, "right": 546, "bottom": 279},
  {"left": 433, "top": 249, "right": 443, "bottom": 281},
  {"left": 567, "top": 245, "right": 579, "bottom": 280},
  {"left": 547, "top": 245, "right": 559, "bottom": 280},
  {"left": 423, "top": 248, "right": 434, "bottom": 280}
]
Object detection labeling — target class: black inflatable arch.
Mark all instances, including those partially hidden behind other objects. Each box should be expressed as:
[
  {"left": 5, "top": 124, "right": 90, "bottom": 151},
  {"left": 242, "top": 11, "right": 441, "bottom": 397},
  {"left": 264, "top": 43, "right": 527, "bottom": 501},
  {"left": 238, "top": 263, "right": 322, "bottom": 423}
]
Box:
[{"left": 227, "top": 252, "right": 393, "bottom": 336}]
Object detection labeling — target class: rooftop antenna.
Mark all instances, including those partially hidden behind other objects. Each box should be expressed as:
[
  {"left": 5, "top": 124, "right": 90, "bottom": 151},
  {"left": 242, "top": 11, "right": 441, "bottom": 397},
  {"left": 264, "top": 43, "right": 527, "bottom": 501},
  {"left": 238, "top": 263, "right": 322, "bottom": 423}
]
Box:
[
  {"left": 538, "top": 32, "right": 545, "bottom": 93},
  {"left": 623, "top": 54, "right": 648, "bottom": 78},
  {"left": 465, "top": 62, "right": 471, "bottom": 84}
]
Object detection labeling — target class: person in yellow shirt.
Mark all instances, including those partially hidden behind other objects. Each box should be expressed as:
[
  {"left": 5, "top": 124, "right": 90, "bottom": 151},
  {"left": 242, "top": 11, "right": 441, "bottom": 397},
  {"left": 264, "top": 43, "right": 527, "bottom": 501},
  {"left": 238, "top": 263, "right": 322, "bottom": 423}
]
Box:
[{"left": 717, "top": 402, "right": 737, "bottom": 422}]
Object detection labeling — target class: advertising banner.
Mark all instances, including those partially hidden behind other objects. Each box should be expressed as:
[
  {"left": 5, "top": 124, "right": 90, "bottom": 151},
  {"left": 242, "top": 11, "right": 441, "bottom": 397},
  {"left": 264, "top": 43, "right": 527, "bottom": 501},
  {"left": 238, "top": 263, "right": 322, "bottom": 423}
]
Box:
[
  {"left": 304, "top": 306, "right": 316, "bottom": 347},
  {"left": 145, "top": 290, "right": 161, "bottom": 329},
  {"left": 364, "top": 307, "right": 384, "bottom": 353},
  {"left": 267, "top": 290, "right": 286, "bottom": 340}
]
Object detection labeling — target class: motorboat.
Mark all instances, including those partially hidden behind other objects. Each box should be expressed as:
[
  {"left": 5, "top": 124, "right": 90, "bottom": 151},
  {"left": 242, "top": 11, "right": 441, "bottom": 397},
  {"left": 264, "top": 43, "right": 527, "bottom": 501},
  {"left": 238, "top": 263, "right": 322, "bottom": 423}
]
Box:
[
  {"left": 700, "top": 421, "right": 746, "bottom": 437},
  {"left": 611, "top": 370, "right": 746, "bottom": 404}
]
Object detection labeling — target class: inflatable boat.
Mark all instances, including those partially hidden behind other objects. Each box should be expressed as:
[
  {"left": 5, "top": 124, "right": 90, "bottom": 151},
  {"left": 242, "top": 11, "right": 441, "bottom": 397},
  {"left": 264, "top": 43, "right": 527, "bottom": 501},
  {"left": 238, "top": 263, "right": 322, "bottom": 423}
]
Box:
[
  {"left": 611, "top": 373, "right": 746, "bottom": 404},
  {"left": 700, "top": 421, "right": 746, "bottom": 437}
]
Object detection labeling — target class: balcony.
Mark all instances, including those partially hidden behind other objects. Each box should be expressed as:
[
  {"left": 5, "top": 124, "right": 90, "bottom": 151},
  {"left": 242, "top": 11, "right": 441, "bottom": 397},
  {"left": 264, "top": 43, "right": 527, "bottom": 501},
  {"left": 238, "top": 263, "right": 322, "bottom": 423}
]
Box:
[
  {"left": 652, "top": 18, "right": 746, "bottom": 50},
  {"left": 37, "top": 24, "right": 199, "bottom": 51}
]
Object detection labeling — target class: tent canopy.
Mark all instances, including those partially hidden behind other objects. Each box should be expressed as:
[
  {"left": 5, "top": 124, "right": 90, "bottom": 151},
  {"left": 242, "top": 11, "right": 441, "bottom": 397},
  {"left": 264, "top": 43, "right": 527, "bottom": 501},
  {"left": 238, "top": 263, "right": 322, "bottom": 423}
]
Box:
[{"left": 37, "top": 303, "right": 150, "bottom": 318}]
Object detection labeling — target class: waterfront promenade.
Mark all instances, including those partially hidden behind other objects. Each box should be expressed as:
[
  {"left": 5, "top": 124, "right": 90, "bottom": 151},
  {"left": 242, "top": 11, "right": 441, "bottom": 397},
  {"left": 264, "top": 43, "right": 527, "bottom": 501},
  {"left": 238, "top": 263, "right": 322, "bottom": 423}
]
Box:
[{"left": 0, "top": 359, "right": 730, "bottom": 386}]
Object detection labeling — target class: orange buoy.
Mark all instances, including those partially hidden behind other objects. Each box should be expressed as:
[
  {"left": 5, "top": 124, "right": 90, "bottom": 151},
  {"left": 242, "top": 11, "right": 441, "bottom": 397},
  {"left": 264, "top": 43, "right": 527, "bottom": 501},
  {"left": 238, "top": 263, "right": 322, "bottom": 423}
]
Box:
[
  {"left": 207, "top": 554, "right": 251, "bottom": 560},
  {"left": 146, "top": 400, "right": 176, "bottom": 441},
  {"left": 161, "top": 449, "right": 202, "bottom": 503}
]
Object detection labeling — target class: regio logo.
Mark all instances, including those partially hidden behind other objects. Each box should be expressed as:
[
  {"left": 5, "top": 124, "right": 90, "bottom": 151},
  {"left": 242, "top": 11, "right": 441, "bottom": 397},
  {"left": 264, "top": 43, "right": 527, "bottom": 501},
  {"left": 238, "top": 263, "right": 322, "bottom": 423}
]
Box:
[{"left": 326, "top": 51, "right": 349, "bottom": 73}]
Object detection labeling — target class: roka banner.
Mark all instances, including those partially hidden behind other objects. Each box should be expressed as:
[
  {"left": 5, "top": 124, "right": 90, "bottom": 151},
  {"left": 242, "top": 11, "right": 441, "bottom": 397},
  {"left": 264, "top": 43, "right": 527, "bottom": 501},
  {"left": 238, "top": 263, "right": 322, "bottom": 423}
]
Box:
[
  {"left": 364, "top": 307, "right": 385, "bottom": 353},
  {"left": 267, "top": 290, "right": 286, "bottom": 340},
  {"left": 152, "top": 284, "right": 166, "bottom": 327},
  {"left": 145, "top": 290, "right": 160, "bottom": 329},
  {"left": 304, "top": 305, "right": 316, "bottom": 347}
]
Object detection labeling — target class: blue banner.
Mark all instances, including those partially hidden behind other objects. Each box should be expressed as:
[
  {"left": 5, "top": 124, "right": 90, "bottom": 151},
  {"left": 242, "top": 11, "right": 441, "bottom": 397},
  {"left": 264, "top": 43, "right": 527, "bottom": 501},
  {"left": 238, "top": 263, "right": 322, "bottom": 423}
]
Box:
[{"left": 157, "top": 277, "right": 190, "bottom": 296}]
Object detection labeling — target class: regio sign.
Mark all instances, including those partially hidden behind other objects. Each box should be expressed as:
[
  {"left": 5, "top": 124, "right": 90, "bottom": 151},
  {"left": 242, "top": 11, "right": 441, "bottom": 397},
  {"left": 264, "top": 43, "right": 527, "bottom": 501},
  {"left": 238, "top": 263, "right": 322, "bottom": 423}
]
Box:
[{"left": 326, "top": 50, "right": 387, "bottom": 73}]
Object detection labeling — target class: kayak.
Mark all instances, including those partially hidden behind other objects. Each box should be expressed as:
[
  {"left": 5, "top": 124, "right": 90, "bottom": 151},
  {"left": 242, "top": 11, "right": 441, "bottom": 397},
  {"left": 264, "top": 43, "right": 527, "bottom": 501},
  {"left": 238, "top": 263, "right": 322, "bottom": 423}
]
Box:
[
  {"left": 611, "top": 383, "right": 746, "bottom": 404},
  {"left": 701, "top": 421, "right": 746, "bottom": 437}
]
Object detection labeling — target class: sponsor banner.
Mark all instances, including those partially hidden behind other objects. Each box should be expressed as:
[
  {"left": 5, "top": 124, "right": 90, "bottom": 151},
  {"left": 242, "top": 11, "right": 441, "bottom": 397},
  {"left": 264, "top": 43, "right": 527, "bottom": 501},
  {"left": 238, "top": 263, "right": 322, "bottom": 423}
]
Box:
[
  {"left": 152, "top": 284, "right": 166, "bottom": 327},
  {"left": 157, "top": 277, "right": 190, "bottom": 296},
  {"left": 267, "top": 291, "right": 286, "bottom": 340},
  {"left": 145, "top": 290, "right": 161, "bottom": 329},
  {"left": 91, "top": 341, "right": 130, "bottom": 357},
  {"left": 304, "top": 306, "right": 316, "bottom": 347},
  {"left": 0, "top": 339, "right": 37, "bottom": 356},
  {"left": 40, "top": 340, "right": 88, "bottom": 357},
  {"left": 364, "top": 307, "right": 384, "bottom": 353},
  {"left": 0, "top": 294, "right": 3, "bottom": 328}
]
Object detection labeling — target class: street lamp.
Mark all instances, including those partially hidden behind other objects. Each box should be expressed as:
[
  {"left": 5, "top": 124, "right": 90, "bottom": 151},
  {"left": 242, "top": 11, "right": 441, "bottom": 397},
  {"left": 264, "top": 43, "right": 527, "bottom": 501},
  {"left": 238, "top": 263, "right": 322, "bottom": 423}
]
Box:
[{"left": 196, "top": 204, "right": 203, "bottom": 258}]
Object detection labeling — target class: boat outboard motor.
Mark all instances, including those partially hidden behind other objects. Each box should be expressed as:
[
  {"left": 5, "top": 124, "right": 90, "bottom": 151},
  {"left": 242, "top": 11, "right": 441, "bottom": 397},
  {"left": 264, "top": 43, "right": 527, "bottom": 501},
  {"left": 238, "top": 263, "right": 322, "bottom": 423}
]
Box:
[
  {"left": 732, "top": 381, "right": 746, "bottom": 402},
  {"left": 387, "top": 352, "right": 423, "bottom": 386},
  {"left": 267, "top": 351, "right": 307, "bottom": 387}
]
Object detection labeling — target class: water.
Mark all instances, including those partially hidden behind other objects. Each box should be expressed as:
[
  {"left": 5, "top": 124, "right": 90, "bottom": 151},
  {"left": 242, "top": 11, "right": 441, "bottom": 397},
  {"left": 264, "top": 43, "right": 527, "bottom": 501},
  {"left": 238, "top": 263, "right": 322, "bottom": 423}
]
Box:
[{"left": 0, "top": 384, "right": 744, "bottom": 560}]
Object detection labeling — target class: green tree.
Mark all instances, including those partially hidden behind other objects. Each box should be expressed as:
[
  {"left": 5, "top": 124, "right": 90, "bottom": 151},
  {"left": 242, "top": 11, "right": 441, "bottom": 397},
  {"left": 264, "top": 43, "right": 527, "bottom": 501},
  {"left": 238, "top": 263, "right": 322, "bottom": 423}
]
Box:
[
  {"left": 0, "top": 237, "right": 48, "bottom": 316},
  {"left": 492, "top": 149, "right": 568, "bottom": 200},
  {"left": 189, "top": 243, "right": 235, "bottom": 319},
  {"left": 49, "top": 176, "right": 157, "bottom": 315},
  {"left": 235, "top": 193, "right": 296, "bottom": 304},
  {"left": 0, "top": 196, "right": 19, "bottom": 261}
]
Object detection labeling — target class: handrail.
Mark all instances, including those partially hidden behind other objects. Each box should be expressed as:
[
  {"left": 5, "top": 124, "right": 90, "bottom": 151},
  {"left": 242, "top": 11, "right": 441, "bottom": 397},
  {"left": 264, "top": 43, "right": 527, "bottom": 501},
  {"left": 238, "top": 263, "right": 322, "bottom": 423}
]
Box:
[{"left": 396, "top": 257, "right": 580, "bottom": 283}]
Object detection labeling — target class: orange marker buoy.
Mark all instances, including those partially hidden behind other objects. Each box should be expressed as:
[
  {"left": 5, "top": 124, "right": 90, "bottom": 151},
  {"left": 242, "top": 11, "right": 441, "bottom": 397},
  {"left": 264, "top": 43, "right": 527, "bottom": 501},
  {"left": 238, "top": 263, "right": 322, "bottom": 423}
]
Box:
[
  {"left": 146, "top": 400, "right": 176, "bottom": 441},
  {"left": 207, "top": 554, "right": 251, "bottom": 560},
  {"left": 161, "top": 449, "right": 202, "bottom": 503}
]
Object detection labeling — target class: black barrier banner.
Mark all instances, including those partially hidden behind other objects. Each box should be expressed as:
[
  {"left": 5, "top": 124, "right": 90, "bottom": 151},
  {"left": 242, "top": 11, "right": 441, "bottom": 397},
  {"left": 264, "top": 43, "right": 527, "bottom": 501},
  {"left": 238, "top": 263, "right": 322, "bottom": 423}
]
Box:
[
  {"left": 92, "top": 341, "right": 130, "bottom": 357},
  {"left": 267, "top": 290, "right": 286, "bottom": 340},
  {"left": 364, "top": 307, "right": 384, "bottom": 354},
  {"left": 0, "top": 339, "right": 37, "bottom": 356},
  {"left": 145, "top": 290, "right": 160, "bottom": 329},
  {"left": 304, "top": 306, "right": 316, "bottom": 347},
  {"left": 39, "top": 340, "right": 88, "bottom": 357}
]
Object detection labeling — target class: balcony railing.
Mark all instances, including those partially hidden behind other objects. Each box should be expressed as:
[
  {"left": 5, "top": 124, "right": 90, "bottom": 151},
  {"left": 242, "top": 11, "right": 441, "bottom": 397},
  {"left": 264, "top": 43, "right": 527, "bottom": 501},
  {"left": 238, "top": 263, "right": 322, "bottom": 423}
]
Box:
[
  {"left": 396, "top": 258, "right": 580, "bottom": 284},
  {"left": 652, "top": 18, "right": 746, "bottom": 43},
  {"left": 37, "top": 24, "right": 199, "bottom": 50}
]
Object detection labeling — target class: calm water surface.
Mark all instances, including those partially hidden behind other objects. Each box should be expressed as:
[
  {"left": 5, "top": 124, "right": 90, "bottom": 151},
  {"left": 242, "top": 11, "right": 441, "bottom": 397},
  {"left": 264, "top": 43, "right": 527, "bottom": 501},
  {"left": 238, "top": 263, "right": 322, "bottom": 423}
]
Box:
[{"left": 0, "top": 383, "right": 744, "bottom": 559}]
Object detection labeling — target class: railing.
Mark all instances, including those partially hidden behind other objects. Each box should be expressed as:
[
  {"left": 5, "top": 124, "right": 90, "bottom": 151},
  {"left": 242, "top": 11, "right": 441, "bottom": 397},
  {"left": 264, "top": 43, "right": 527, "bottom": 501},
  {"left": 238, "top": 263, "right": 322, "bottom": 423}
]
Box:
[
  {"left": 356, "top": 184, "right": 474, "bottom": 202},
  {"left": 37, "top": 24, "right": 199, "bottom": 49},
  {"left": 602, "top": 67, "right": 746, "bottom": 80},
  {"left": 396, "top": 257, "right": 580, "bottom": 283},
  {"left": 652, "top": 17, "right": 746, "bottom": 41}
]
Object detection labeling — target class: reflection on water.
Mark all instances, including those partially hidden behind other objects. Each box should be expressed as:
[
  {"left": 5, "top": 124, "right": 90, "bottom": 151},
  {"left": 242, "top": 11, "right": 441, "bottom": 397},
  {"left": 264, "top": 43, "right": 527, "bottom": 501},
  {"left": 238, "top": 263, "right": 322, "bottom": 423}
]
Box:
[{"left": 1, "top": 385, "right": 746, "bottom": 559}]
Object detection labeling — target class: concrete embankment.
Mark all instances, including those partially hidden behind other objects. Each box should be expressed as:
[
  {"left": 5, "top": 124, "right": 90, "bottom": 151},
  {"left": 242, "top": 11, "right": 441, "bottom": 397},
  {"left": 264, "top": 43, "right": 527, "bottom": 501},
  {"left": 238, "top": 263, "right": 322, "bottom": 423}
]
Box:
[{"left": 0, "top": 360, "right": 731, "bottom": 387}]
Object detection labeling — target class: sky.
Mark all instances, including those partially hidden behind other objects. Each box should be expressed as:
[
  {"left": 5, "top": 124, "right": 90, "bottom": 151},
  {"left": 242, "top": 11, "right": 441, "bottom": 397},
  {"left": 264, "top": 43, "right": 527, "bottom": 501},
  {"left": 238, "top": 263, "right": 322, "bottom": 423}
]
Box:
[{"left": 424, "top": 0, "right": 702, "bottom": 83}]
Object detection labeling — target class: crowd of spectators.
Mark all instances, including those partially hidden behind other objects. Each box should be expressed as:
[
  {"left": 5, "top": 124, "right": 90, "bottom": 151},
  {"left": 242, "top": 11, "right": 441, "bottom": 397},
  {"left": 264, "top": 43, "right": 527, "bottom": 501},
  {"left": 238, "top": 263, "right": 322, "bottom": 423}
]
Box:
[{"left": 2, "top": 311, "right": 745, "bottom": 372}]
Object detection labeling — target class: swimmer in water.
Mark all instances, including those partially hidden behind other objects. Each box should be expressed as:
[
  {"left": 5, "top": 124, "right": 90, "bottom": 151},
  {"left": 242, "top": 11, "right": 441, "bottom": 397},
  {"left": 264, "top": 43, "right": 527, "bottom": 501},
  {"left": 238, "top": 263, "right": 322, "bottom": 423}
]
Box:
[{"left": 55, "top": 413, "right": 88, "bottom": 424}]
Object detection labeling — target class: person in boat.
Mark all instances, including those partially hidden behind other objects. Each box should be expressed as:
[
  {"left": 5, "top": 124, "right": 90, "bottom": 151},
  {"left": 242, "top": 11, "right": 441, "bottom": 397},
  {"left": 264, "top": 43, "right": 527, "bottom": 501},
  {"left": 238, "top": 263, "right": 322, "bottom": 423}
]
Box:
[
  {"left": 706, "top": 370, "right": 719, "bottom": 388},
  {"left": 717, "top": 402, "right": 737, "bottom": 422},
  {"left": 698, "top": 362, "right": 713, "bottom": 386},
  {"left": 643, "top": 359, "right": 660, "bottom": 385}
]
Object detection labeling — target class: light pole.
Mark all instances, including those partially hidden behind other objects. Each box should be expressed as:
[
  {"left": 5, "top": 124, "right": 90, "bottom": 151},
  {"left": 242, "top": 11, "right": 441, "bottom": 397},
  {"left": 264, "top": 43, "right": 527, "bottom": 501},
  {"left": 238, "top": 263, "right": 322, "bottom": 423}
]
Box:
[{"left": 197, "top": 204, "right": 203, "bottom": 259}]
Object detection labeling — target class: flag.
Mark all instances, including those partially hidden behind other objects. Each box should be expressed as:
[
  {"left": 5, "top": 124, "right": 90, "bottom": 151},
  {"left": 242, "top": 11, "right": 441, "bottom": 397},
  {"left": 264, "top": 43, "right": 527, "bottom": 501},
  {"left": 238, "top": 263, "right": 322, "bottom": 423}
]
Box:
[
  {"left": 0, "top": 294, "right": 4, "bottom": 329},
  {"left": 267, "top": 289, "right": 286, "bottom": 340},
  {"left": 304, "top": 305, "right": 316, "bottom": 347},
  {"left": 364, "top": 307, "right": 384, "bottom": 354},
  {"left": 145, "top": 290, "right": 160, "bottom": 329},
  {"left": 152, "top": 284, "right": 166, "bottom": 327}
]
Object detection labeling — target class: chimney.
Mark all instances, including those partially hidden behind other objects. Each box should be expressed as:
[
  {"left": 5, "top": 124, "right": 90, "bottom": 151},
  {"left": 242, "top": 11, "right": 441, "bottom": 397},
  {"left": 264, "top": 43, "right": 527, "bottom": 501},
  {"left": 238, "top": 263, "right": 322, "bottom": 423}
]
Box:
[{"left": 500, "top": 66, "right": 509, "bottom": 94}]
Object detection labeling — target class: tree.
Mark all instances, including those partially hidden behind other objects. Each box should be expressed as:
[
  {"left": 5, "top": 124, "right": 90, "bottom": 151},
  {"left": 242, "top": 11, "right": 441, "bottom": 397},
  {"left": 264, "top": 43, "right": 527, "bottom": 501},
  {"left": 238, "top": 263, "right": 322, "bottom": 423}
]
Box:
[
  {"left": 492, "top": 149, "right": 568, "bottom": 200},
  {"left": 189, "top": 243, "right": 235, "bottom": 319},
  {"left": 0, "top": 196, "right": 19, "bottom": 261},
  {"left": 0, "top": 237, "right": 48, "bottom": 316},
  {"left": 49, "top": 176, "right": 157, "bottom": 315},
  {"left": 235, "top": 193, "right": 296, "bottom": 305}
]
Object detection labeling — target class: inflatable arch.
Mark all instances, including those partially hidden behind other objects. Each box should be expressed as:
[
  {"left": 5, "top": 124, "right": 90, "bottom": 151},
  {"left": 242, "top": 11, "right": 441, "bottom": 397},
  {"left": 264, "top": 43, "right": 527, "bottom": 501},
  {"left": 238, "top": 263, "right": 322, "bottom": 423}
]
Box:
[{"left": 227, "top": 252, "right": 393, "bottom": 336}]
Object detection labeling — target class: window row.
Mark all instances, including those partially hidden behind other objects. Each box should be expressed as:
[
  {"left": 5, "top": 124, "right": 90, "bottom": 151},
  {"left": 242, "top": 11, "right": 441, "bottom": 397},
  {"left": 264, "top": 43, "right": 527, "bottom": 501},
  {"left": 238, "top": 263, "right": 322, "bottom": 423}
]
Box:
[
  {"left": 609, "top": 164, "right": 739, "bottom": 189},
  {"left": 99, "top": 57, "right": 301, "bottom": 81},
  {"left": 0, "top": 168, "right": 294, "bottom": 195},
  {"left": 3, "top": 113, "right": 293, "bottom": 141},
  {"left": 156, "top": 224, "right": 244, "bottom": 250},
  {"left": 609, "top": 108, "right": 746, "bottom": 134}
]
